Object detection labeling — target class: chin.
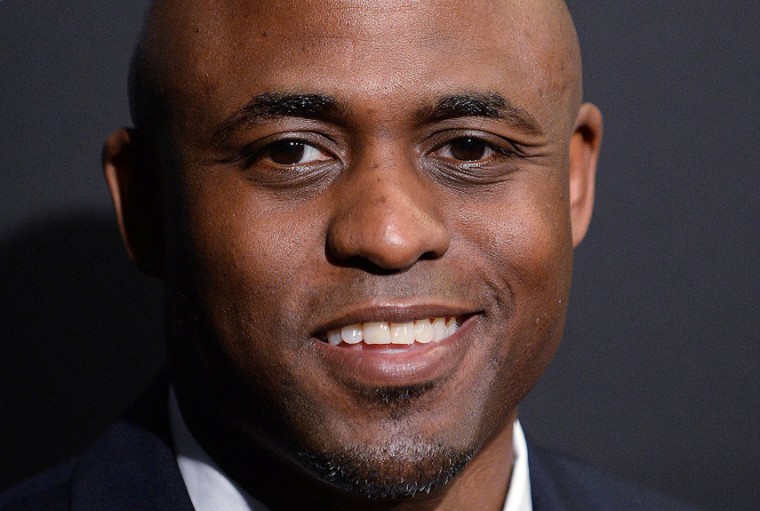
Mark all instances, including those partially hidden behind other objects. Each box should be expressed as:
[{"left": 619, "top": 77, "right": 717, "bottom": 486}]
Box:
[{"left": 298, "top": 436, "right": 475, "bottom": 500}]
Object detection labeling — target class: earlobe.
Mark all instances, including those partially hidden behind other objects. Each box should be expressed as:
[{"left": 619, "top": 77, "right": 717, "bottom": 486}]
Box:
[
  {"left": 568, "top": 103, "right": 603, "bottom": 247},
  {"left": 102, "top": 128, "right": 166, "bottom": 278}
]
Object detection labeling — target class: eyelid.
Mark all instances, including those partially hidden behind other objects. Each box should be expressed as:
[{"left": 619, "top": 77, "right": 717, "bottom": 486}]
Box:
[
  {"left": 229, "top": 134, "right": 343, "bottom": 189},
  {"left": 427, "top": 130, "right": 521, "bottom": 160},
  {"left": 264, "top": 140, "right": 331, "bottom": 165},
  {"left": 239, "top": 132, "right": 341, "bottom": 168}
]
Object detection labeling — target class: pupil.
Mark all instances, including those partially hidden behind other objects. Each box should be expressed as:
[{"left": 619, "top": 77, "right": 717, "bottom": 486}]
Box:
[
  {"left": 269, "top": 141, "right": 305, "bottom": 164},
  {"left": 450, "top": 138, "right": 486, "bottom": 161}
]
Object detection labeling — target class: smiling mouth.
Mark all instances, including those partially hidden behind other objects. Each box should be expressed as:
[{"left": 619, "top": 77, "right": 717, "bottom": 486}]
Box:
[{"left": 323, "top": 317, "right": 460, "bottom": 347}]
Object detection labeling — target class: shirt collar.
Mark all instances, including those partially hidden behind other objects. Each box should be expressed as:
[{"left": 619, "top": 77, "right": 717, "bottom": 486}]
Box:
[
  {"left": 169, "top": 389, "right": 270, "bottom": 511},
  {"left": 170, "top": 389, "right": 532, "bottom": 511},
  {"left": 504, "top": 419, "right": 533, "bottom": 511}
]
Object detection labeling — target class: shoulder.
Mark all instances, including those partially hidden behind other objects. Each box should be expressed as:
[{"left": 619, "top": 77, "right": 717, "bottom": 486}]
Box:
[
  {"left": 528, "top": 442, "right": 702, "bottom": 511},
  {"left": 1, "top": 379, "right": 192, "bottom": 511},
  {"left": 0, "top": 459, "right": 75, "bottom": 511}
]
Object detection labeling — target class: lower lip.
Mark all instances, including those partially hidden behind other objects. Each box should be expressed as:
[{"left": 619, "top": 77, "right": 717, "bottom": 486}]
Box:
[{"left": 314, "top": 316, "right": 476, "bottom": 387}]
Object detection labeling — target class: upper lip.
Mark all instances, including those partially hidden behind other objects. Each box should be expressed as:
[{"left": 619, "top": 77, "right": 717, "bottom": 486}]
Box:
[{"left": 311, "top": 300, "right": 481, "bottom": 337}]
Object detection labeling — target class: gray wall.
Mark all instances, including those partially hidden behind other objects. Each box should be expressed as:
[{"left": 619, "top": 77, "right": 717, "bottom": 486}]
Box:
[{"left": 1, "top": 2, "right": 758, "bottom": 510}]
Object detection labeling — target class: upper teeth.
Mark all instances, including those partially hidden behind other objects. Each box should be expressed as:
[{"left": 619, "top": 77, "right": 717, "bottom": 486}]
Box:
[{"left": 326, "top": 317, "right": 458, "bottom": 346}]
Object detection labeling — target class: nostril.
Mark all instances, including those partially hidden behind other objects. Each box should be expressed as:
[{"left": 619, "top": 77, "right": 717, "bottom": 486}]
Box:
[
  {"left": 420, "top": 249, "right": 444, "bottom": 261},
  {"left": 326, "top": 220, "right": 450, "bottom": 271},
  {"left": 324, "top": 253, "right": 408, "bottom": 275}
]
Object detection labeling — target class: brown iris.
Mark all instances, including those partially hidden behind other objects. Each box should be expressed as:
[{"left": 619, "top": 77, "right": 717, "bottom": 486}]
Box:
[
  {"left": 448, "top": 137, "right": 488, "bottom": 161},
  {"left": 268, "top": 140, "right": 308, "bottom": 165}
]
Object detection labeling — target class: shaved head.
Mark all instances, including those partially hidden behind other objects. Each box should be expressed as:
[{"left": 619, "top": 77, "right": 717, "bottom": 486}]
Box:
[{"left": 129, "top": 0, "right": 584, "bottom": 154}]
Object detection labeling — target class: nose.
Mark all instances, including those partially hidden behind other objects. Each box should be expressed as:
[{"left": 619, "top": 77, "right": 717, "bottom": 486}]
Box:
[{"left": 326, "top": 153, "right": 450, "bottom": 271}]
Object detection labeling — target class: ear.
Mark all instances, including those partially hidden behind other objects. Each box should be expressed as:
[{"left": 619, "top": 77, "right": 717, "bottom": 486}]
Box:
[
  {"left": 568, "top": 103, "right": 603, "bottom": 247},
  {"left": 102, "top": 128, "right": 166, "bottom": 278}
]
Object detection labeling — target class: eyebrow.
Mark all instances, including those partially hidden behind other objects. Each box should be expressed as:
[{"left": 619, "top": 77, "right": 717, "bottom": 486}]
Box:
[
  {"left": 213, "top": 91, "right": 543, "bottom": 143},
  {"left": 213, "top": 93, "right": 344, "bottom": 143},
  {"left": 417, "top": 93, "right": 543, "bottom": 135}
]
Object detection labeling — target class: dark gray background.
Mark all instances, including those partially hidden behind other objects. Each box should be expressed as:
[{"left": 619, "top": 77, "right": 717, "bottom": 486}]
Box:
[{"left": 1, "top": 1, "right": 758, "bottom": 510}]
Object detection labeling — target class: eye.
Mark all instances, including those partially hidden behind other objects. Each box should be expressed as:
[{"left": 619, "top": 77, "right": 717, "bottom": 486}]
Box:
[
  {"left": 435, "top": 137, "right": 495, "bottom": 162},
  {"left": 264, "top": 140, "right": 332, "bottom": 165}
]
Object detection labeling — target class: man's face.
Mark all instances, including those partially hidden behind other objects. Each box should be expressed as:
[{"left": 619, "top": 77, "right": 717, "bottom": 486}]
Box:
[{"left": 120, "top": 0, "right": 596, "bottom": 499}]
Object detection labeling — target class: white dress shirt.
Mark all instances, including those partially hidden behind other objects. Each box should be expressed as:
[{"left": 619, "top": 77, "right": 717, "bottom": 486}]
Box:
[{"left": 170, "top": 390, "right": 532, "bottom": 511}]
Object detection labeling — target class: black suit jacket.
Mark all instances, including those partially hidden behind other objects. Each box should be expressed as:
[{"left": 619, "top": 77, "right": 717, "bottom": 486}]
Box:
[{"left": 0, "top": 385, "right": 700, "bottom": 511}]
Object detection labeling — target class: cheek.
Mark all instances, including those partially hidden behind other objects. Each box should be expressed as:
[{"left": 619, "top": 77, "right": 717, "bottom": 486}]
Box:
[
  {"left": 457, "top": 178, "right": 573, "bottom": 396},
  {"left": 500, "top": 190, "right": 572, "bottom": 338},
  {"left": 166, "top": 183, "right": 338, "bottom": 432},
  {"left": 167, "top": 177, "right": 320, "bottom": 363},
  {"left": 461, "top": 174, "right": 572, "bottom": 301}
]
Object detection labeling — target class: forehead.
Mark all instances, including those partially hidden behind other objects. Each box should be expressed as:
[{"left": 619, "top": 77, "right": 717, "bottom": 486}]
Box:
[{"left": 152, "top": 0, "right": 576, "bottom": 131}]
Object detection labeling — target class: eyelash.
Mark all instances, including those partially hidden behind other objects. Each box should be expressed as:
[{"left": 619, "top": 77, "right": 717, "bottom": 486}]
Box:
[
  {"left": 240, "top": 137, "right": 334, "bottom": 168},
  {"left": 436, "top": 138, "right": 515, "bottom": 160},
  {"left": 235, "top": 132, "right": 520, "bottom": 172},
  {"left": 429, "top": 131, "right": 522, "bottom": 167}
]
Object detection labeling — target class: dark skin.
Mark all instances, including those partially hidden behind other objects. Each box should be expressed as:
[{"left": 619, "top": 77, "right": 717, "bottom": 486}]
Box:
[{"left": 103, "top": 0, "right": 602, "bottom": 509}]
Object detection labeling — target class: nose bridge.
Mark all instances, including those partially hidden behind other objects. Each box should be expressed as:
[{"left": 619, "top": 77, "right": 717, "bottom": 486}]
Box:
[{"left": 327, "top": 146, "right": 450, "bottom": 270}]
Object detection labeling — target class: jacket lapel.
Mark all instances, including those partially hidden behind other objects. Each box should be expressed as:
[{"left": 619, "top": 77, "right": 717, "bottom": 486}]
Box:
[
  {"left": 70, "top": 381, "right": 195, "bottom": 511},
  {"left": 528, "top": 441, "right": 569, "bottom": 511}
]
